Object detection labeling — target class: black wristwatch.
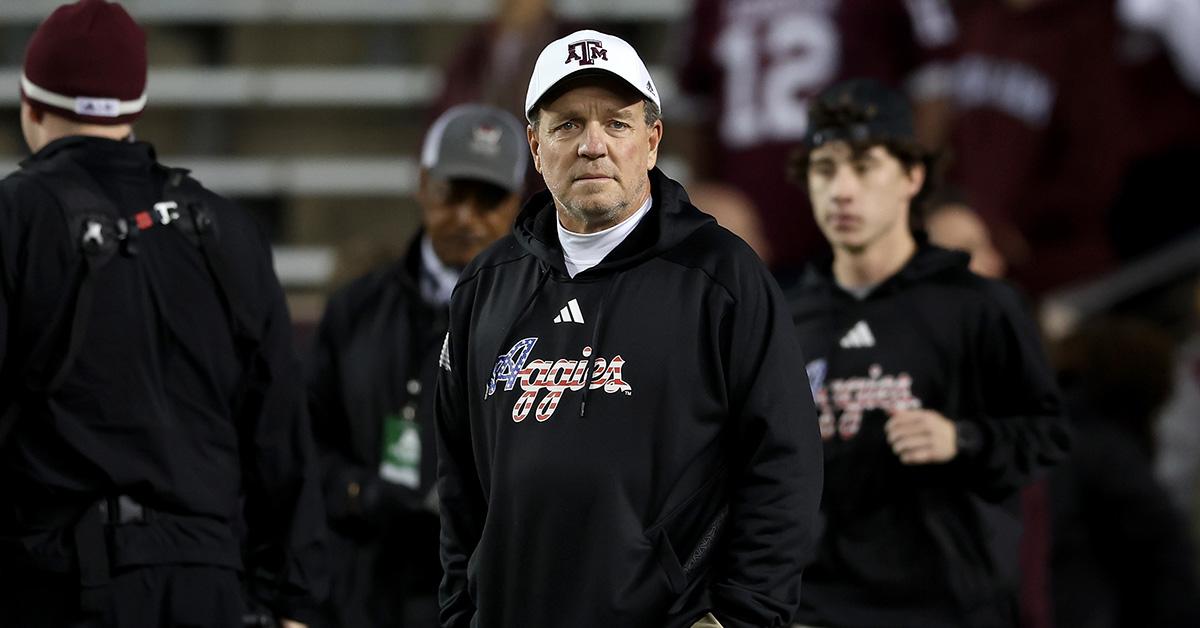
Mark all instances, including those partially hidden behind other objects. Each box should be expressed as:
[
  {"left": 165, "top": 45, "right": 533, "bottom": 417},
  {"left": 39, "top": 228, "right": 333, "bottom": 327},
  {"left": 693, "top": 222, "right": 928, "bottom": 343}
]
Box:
[{"left": 955, "top": 421, "right": 984, "bottom": 458}]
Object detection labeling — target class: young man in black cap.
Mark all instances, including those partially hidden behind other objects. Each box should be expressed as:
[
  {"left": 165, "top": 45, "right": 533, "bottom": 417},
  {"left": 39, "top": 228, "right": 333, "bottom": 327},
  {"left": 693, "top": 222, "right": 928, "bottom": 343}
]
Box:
[
  {"left": 787, "top": 78, "right": 1071, "bottom": 627},
  {"left": 435, "top": 29, "right": 823, "bottom": 628},
  {"left": 307, "top": 103, "right": 527, "bottom": 628},
  {"left": 0, "top": 2, "right": 326, "bottom": 626}
]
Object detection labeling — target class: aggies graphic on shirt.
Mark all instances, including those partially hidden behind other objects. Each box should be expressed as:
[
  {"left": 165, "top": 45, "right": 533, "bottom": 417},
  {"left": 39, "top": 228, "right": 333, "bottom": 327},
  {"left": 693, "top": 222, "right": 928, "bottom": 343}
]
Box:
[
  {"left": 676, "top": 0, "right": 956, "bottom": 269},
  {"left": 486, "top": 337, "right": 632, "bottom": 423},
  {"left": 802, "top": 317, "right": 922, "bottom": 442}
]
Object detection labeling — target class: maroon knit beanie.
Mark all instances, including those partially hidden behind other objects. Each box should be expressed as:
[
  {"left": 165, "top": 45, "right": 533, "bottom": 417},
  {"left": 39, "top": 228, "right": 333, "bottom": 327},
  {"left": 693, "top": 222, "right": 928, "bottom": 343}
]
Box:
[{"left": 21, "top": 0, "right": 147, "bottom": 125}]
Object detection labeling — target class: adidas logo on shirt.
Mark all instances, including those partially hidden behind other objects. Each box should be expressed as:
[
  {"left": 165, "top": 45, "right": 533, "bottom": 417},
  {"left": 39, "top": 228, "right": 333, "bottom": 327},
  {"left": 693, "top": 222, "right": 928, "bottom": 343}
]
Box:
[
  {"left": 553, "top": 298, "right": 585, "bottom": 324},
  {"left": 839, "top": 320, "right": 875, "bottom": 348}
]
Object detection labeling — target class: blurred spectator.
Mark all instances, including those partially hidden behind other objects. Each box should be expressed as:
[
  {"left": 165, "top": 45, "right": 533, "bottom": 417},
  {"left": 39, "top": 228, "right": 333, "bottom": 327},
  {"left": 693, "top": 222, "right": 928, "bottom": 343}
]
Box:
[
  {"left": 924, "top": 193, "right": 1007, "bottom": 279},
  {"left": 687, "top": 180, "right": 773, "bottom": 263},
  {"left": 1155, "top": 280, "right": 1200, "bottom": 548},
  {"left": 676, "top": 0, "right": 956, "bottom": 270},
  {"left": 432, "top": 0, "right": 572, "bottom": 121},
  {"left": 432, "top": 0, "right": 576, "bottom": 195},
  {"left": 942, "top": 0, "right": 1200, "bottom": 295},
  {"left": 1051, "top": 317, "right": 1200, "bottom": 628},
  {"left": 1117, "top": 0, "right": 1200, "bottom": 93},
  {"left": 306, "top": 105, "right": 527, "bottom": 627}
]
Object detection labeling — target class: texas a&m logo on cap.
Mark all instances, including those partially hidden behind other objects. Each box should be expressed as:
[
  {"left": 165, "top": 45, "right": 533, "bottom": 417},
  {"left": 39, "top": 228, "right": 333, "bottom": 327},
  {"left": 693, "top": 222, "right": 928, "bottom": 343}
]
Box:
[
  {"left": 565, "top": 39, "right": 608, "bottom": 66},
  {"left": 470, "top": 124, "right": 503, "bottom": 156}
]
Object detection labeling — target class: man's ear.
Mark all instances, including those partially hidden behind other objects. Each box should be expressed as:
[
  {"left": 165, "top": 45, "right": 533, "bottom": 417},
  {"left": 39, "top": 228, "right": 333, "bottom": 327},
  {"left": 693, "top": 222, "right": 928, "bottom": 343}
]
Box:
[
  {"left": 527, "top": 124, "right": 542, "bottom": 174},
  {"left": 646, "top": 118, "right": 663, "bottom": 171},
  {"left": 906, "top": 162, "right": 926, "bottom": 201}
]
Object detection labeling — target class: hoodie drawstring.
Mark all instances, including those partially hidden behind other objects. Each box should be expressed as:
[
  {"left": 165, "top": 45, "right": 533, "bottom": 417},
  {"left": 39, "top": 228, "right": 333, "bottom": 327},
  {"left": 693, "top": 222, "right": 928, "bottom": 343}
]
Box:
[{"left": 579, "top": 273, "right": 622, "bottom": 418}]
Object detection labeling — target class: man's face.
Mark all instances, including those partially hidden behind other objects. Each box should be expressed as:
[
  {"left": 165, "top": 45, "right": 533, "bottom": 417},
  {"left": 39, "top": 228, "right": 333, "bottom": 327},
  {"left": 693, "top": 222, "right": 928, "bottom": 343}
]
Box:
[
  {"left": 419, "top": 174, "right": 522, "bottom": 268},
  {"left": 528, "top": 79, "right": 662, "bottom": 233},
  {"left": 807, "top": 142, "right": 923, "bottom": 254}
]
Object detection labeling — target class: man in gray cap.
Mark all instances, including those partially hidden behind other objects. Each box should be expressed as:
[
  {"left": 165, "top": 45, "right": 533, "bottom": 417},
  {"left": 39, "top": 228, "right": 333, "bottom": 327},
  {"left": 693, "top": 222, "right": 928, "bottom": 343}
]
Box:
[
  {"left": 306, "top": 104, "right": 527, "bottom": 628},
  {"left": 435, "top": 30, "right": 823, "bottom": 628}
]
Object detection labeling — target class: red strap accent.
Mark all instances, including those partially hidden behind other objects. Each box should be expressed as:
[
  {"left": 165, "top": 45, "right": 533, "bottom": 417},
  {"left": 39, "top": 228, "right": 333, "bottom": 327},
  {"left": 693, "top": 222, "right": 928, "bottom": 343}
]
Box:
[{"left": 135, "top": 211, "right": 153, "bottom": 231}]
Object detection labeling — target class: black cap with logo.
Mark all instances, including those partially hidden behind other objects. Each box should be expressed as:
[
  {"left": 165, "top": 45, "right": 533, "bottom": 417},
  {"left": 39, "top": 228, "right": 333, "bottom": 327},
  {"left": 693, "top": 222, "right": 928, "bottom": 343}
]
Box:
[{"left": 804, "top": 78, "right": 915, "bottom": 149}]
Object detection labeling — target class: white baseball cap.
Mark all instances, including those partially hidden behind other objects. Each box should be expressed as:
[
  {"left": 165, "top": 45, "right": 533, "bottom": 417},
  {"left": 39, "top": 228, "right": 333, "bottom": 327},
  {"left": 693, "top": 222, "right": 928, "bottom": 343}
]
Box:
[{"left": 524, "top": 29, "right": 661, "bottom": 122}]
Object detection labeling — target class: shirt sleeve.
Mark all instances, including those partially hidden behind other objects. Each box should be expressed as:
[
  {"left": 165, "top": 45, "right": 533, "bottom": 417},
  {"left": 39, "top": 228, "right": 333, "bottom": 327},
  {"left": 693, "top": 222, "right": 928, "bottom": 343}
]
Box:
[
  {"left": 0, "top": 182, "right": 13, "bottom": 375},
  {"left": 305, "top": 296, "right": 369, "bottom": 524},
  {"left": 435, "top": 306, "right": 485, "bottom": 628},
  {"left": 238, "top": 224, "right": 330, "bottom": 623},
  {"left": 710, "top": 256, "right": 824, "bottom": 628},
  {"left": 951, "top": 281, "right": 1072, "bottom": 501},
  {"left": 1118, "top": 0, "right": 1200, "bottom": 92}
]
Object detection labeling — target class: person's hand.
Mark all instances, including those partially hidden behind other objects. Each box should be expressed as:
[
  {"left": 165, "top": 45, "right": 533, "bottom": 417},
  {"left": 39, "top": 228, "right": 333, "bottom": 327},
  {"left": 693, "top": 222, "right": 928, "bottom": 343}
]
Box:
[
  {"left": 279, "top": 619, "right": 307, "bottom": 628},
  {"left": 885, "top": 409, "right": 957, "bottom": 464}
]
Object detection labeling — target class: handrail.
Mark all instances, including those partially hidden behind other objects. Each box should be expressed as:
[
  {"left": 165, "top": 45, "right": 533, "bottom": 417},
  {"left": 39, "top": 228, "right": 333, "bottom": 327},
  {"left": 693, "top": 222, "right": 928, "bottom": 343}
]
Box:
[{"left": 1040, "top": 229, "right": 1200, "bottom": 339}]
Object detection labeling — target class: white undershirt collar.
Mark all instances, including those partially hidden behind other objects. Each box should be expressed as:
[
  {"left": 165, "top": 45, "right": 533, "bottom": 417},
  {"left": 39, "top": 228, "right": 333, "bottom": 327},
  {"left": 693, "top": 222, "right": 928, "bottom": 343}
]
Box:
[
  {"left": 556, "top": 195, "right": 653, "bottom": 278},
  {"left": 420, "top": 235, "right": 460, "bottom": 306}
]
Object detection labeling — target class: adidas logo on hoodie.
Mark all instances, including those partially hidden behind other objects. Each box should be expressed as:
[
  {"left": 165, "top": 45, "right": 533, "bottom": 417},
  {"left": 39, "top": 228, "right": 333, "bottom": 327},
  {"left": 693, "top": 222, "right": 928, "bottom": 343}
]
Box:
[
  {"left": 839, "top": 320, "right": 875, "bottom": 349},
  {"left": 554, "top": 298, "right": 585, "bottom": 324}
]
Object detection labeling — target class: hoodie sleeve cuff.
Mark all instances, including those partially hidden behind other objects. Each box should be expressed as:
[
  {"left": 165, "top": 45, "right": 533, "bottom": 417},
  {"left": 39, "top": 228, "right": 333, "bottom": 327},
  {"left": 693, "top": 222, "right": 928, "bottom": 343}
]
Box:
[{"left": 955, "top": 420, "right": 985, "bottom": 459}]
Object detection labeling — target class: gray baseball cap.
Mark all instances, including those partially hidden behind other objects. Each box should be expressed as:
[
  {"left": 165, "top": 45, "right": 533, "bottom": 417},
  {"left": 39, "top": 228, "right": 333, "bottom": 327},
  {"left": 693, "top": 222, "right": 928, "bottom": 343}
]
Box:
[{"left": 420, "top": 104, "right": 528, "bottom": 193}]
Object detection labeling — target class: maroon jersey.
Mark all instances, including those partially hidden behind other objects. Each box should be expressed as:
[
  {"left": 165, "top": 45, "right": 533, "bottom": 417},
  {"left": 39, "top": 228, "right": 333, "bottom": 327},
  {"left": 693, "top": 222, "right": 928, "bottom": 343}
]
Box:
[
  {"left": 678, "top": 0, "right": 955, "bottom": 268},
  {"left": 947, "top": 0, "right": 1200, "bottom": 294}
]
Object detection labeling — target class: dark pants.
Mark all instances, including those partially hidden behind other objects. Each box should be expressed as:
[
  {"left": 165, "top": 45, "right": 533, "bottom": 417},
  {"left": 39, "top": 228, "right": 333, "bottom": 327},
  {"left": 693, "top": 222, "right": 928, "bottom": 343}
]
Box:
[{"left": 0, "top": 565, "right": 246, "bottom": 628}]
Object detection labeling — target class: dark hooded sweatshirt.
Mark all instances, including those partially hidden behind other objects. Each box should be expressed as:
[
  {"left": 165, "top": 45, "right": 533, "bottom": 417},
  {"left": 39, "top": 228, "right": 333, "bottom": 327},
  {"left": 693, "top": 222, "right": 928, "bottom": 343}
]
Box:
[
  {"left": 787, "top": 240, "right": 1070, "bottom": 628},
  {"left": 434, "top": 168, "right": 823, "bottom": 628}
]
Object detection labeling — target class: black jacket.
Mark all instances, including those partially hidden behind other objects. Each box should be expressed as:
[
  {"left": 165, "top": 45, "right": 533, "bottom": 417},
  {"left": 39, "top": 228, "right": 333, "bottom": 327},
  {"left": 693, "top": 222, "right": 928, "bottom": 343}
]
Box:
[
  {"left": 788, "top": 241, "right": 1071, "bottom": 627},
  {"left": 0, "top": 137, "right": 327, "bottom": 620},
  {"left": 306, "top": 235, "right": 445, "bottom": 624},
  {"left": 434, "top": 168, "right": 823, "bottom": 628}
]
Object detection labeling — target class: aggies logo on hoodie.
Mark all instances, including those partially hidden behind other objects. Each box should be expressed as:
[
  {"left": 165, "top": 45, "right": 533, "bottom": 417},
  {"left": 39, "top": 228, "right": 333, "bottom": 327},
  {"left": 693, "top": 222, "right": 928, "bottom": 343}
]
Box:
[
  {"left": 806, "top": 361, "right": 924, "bottom": 441},
  {"left": 486, "top": 338, "right": 632, "bottom": 422}
]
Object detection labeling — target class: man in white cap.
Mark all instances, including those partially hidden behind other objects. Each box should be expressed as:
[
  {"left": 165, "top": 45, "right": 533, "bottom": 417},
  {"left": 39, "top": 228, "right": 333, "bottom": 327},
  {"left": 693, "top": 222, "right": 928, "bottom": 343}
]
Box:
[
  {"left": 434, "top": 29, "right": 823, "bottom": 628},
  {"left": 307, "top": 104, "right": 527, "bottom": 628},
  {"left": 0, "top": 2, "right": 325, "bottom": 627}
]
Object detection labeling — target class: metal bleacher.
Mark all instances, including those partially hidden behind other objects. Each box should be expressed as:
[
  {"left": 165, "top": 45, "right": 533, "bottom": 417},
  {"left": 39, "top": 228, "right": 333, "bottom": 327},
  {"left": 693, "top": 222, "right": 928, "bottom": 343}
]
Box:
[{"left": 0, "top": 0, "right": 691, "bottom": 307}]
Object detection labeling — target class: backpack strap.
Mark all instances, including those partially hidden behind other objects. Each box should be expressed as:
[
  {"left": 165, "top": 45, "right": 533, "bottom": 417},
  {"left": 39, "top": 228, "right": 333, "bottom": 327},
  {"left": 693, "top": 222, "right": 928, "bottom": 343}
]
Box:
[
  {"left": 158, "top": 166, "right": 262, "bottom": 355},
  {"left": 0, "top": 157, "right": 125, "bottom": 450},
  {"left": 155, "top": 167, "right": 270, "bottom": 431},
  {"left": 21, "top": 157, "right": 126, "bottom": 392}
]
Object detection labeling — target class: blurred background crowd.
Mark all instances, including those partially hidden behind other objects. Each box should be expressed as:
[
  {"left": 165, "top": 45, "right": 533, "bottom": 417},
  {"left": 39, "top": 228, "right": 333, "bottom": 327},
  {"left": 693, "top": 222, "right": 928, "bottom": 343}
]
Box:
[{"left": 2, "top": 0, "right": 1199, "bottom": 626}]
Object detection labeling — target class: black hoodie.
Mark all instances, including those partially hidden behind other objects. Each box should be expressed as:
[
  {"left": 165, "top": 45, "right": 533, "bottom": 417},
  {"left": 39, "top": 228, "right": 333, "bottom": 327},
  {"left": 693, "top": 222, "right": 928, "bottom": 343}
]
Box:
[
  {"left": 434, "top": 168, "right": 823, "bottom": 628},
  {"left": 787, "top": 240, "right": 1070, "bottom": 627}
]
